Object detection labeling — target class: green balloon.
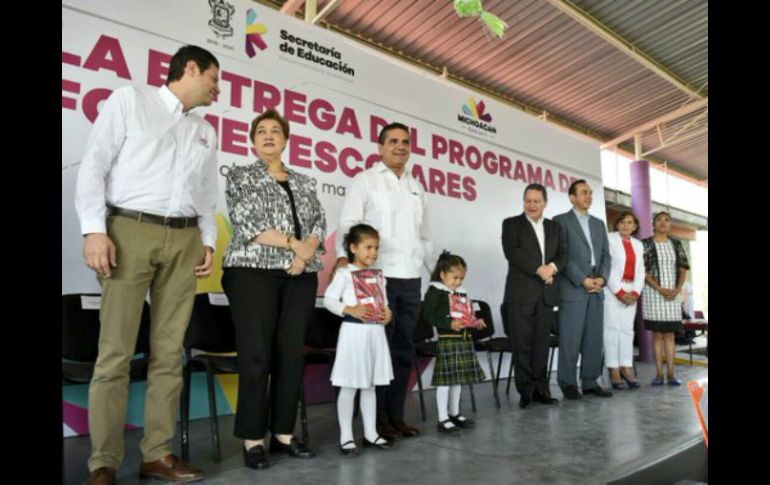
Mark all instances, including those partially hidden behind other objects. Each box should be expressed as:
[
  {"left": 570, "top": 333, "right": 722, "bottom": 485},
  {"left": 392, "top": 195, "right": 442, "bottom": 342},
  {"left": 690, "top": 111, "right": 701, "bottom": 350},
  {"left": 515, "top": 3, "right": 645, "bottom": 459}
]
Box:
[
  {"left": 454, "top": 0, "right": 484, "bottom": 16},
  {"left": 453, "top": 0, "right": 508, "bottom": 38}
]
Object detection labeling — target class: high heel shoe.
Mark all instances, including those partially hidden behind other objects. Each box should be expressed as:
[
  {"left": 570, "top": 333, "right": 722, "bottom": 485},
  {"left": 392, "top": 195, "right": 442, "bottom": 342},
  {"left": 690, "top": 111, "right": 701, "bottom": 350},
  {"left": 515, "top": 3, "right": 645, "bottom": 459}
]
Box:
[
  {"left": 608, "top": 369, "right": 624, "bottom": 390},
  {"left": 620, "top": 372, "right": 641, "bottom": 389},
  {"left": 666, "top": 376, "right": 682, "bottom": 386}
]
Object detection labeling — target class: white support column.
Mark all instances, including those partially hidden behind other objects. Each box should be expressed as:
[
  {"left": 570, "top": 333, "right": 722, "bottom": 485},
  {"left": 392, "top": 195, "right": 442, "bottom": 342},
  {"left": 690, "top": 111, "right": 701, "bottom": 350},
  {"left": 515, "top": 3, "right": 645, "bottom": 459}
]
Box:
[
  {"left": 634, "top": 134, "right": 642, "bottom": 161},
  {"left": 304, "top": 0, "right": 317, "bottom": 22}
]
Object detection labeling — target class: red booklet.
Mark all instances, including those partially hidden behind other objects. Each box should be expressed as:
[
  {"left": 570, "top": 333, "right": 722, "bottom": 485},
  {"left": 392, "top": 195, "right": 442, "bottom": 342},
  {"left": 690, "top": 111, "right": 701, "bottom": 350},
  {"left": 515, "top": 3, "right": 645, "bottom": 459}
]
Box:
[
  {"left": 449, "top": 292, "right": 478, "bottom": 328},
  {"left": 351, "top": 268, "right": 387, "bottom": 322}
]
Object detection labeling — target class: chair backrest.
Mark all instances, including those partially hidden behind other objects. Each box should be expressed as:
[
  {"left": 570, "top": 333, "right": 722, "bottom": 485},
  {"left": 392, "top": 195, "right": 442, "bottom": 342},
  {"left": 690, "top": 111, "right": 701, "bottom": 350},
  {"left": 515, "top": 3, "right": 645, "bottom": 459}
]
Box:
[
  {"left": 62, "top": 293, "right": 151, "bottom": 362},
  {"left": 306, "top": 306, "right": 342, "bottom": 348},
  {"left": 469, "top": 299, "right": 495, "bottom": 340},
  {"left": 183, "top": 293, "right": 237, "bottom": 353},
  {"left": 413, "top": 301, "right": 435, "bottom": 342}
]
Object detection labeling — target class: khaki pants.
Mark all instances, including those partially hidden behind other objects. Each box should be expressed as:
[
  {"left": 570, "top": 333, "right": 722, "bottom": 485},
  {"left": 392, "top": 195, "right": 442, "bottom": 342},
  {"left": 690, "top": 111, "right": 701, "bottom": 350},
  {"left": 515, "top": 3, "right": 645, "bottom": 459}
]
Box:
[{"left": 87, "top": 215, "right": 203, "bottom": 471}]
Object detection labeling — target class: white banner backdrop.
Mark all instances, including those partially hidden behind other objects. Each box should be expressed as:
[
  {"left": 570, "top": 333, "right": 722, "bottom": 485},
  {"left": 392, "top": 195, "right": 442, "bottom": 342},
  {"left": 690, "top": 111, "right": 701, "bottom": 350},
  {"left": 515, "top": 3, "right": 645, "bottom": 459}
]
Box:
[{"left": 62, "top": 0, "right": 605, "bottom": 333}]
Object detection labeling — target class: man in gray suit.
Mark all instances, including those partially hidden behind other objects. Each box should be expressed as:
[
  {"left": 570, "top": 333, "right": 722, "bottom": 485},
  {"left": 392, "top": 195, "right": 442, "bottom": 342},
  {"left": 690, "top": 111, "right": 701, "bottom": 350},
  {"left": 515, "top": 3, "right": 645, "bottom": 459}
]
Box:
[{"left": 554, "top": 180, "right": 613, "bottom": 399}]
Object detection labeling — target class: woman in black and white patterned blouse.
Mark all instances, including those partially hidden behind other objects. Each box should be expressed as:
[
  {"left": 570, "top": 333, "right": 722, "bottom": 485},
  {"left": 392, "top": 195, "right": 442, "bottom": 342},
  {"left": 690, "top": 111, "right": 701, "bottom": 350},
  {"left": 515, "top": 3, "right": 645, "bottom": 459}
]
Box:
[
  {"left": 221, "top": 109, "right": 326, "bottom": 469},
  {"left": 642, "top": 211, "right": 689, "bottom": 387}
]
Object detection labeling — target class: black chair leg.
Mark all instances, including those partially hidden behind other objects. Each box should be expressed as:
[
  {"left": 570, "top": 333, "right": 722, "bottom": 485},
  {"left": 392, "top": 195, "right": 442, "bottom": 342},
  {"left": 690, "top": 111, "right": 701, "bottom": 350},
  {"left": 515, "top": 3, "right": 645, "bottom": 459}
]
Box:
[
  {"left": 689, "top": 339, "right": 693, "bottom": 365},
  {"left": 180, "top": 364, "right": 192, "bottom": 463},
  {"left": 485, "top": 349, "right": 499, "bottom": 408},
  {"left": 505, "top": 357, "right": 514, "bottom": 396},
  {"left": 468, "top": 383, "right": 476, "bottom": 412},
  {"left": 494, "top": 352, "right": 504, "bottom": 405},
  {"left": 62, "top": 416, "right": 65, "bottom": 482},
  {"left": 547, "top": 348, "right": 556, "bottom": 383},
  {"left": 204, "top": 363, "right": 221, "bottom": 462},
  {"left": 413, "top": 352, "right": 426, "bottom": 422}
]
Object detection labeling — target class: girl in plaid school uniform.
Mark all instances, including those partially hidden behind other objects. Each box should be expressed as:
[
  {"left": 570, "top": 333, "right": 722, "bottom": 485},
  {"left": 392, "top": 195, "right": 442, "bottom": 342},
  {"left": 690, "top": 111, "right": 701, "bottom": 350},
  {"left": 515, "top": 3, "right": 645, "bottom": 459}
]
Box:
[{"left": 422, "top": 252, "right": 487, "bottom": 434}]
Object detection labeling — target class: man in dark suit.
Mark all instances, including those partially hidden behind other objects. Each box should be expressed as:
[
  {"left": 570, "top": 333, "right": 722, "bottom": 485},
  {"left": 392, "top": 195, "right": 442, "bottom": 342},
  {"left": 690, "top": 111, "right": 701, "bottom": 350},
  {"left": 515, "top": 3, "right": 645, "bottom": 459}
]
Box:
[
  {"left": 502, "top": 184, "right": 568, "bottom": 408},
  {"left": 553, "top": 180, "right": 613, "bottom": 399}
]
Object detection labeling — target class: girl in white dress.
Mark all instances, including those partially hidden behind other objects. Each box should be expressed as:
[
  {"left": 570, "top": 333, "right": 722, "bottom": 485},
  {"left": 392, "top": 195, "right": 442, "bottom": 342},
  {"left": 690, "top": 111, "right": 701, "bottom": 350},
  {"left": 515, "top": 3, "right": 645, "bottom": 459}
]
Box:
[{"left": 324, "top": 224, "right": 394, "bottom": 455}]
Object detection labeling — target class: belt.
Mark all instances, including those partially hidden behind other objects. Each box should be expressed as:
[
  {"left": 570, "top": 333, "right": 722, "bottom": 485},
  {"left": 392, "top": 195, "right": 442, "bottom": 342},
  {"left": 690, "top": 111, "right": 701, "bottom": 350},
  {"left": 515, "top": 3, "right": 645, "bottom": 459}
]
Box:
[
  {"left": 342, "top": 316, "right": 379, "bottom": 325},
  {"left": 108, "top": 206, "right": 198, "bottom": 228},
  {"left": 437, "top": 331, "right": 471, "bottom": 339}
]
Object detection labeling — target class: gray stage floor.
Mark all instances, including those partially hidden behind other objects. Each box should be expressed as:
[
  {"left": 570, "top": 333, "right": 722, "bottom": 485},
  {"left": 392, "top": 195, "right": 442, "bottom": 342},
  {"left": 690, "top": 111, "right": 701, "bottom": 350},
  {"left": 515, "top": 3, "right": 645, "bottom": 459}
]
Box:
[{"left": 64, "top": 362, "right": 707, "bottom": 484}]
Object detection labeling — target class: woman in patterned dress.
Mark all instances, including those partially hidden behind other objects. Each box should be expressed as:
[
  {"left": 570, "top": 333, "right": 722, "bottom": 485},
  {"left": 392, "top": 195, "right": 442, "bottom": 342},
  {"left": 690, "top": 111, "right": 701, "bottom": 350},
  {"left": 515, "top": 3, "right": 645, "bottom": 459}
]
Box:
[{"left": 642, "top": 212, "right": 689, "bottom": 386}]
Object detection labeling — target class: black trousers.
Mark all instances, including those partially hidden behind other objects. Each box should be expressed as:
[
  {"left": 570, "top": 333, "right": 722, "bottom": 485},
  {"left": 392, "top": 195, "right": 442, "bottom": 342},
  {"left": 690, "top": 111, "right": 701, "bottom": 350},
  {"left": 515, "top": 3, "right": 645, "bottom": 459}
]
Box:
[
  {"left": 505, "top": 299, "right": 556, "bottom": 397},
  {"left": 222, "top": 268, "right": 317, "bottom": 439},
  {"left": 377, "top": 277, "right": 421, "bottom": 423}
]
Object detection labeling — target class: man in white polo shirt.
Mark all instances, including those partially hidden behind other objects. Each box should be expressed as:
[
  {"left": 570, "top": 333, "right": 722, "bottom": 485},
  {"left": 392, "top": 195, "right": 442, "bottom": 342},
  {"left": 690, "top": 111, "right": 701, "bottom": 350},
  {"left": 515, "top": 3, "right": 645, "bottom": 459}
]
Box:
[{"left": 334, "top": 122, "right": 434, "bottom": 440}]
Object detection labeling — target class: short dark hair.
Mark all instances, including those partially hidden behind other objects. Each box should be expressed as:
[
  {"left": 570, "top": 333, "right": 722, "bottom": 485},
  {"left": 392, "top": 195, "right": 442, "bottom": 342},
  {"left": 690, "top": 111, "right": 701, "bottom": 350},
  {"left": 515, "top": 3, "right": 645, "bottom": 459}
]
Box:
[
  {"left": 250, "top": 109, "right": 290, "bottom": 143},
  {"left": 653, "top": 211, "right": 672, "bottom": 224},
  {"left": 430, "top": 251, "right": 467, "bottom": 282},
  {"left": 166, "top": 45, "right": 219, "bottom": 85},
  {"left": 613, "top": 210, "right": 640, "bottom": 235},
  {"left": 568, "top": 179, "right": 588, "bottom": 196},
  {"left": 523, "top": 183, "right": 548, "bottom": 202},
  {"left": 343, "top": 224, "right": 380, "bottom": 262},
  {"left": 378, "top": 122, "right": 410, "bottom": 145}
]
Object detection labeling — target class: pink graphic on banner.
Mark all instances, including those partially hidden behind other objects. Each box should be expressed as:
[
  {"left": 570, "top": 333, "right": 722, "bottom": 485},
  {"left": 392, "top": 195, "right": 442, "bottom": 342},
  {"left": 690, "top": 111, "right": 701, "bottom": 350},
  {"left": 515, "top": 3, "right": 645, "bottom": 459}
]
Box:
[
  {"left": 63, "top": 401, "right": 138, "bottom": 435},
  {"left": 245, "top": 9, "right": 268, "bottom": 58}
]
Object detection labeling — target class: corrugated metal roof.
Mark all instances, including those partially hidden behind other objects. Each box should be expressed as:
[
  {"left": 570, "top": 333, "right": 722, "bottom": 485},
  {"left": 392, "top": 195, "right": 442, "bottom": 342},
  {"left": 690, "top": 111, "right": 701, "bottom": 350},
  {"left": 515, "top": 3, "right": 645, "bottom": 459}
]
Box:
[{"left": 266, "top": 0, "right": 708, "bottom": 182}]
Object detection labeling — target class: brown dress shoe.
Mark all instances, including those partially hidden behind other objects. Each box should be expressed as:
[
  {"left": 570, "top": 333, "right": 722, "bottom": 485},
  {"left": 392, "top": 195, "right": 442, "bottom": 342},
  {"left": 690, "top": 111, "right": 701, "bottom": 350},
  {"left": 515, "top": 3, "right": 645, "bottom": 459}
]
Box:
[
  {"left": 391, "top": 419, "right": 420, "bottom": 437},
  {"left": 87, "top": 467, "right": 116, "bottom": 485},
  {"left": 139, "top": 454, "right": 204, "bottom": 483},
  {"left": 376, "top": 423, "right": 400, "bottom": 441}
]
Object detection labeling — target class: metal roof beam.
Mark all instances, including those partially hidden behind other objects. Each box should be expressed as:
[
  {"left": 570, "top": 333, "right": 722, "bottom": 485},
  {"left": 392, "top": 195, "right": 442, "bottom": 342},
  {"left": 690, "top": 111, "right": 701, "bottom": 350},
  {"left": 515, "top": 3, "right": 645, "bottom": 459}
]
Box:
[
  {"left": 641, "top": 126, "right": 708, "bottom": 158},
  {"left": 311, "top": 0, "right": 341, "bottom": 25},
  {"left": 600, "top": 98, "right": 708, "bottom": 149}
]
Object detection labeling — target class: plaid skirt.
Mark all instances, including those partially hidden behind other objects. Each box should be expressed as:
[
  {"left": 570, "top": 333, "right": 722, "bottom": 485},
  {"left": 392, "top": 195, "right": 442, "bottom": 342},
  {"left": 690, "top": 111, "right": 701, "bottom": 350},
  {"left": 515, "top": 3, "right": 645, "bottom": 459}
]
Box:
[{"left": 431, "top": 336, "right": 486, "bottom": 386}]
